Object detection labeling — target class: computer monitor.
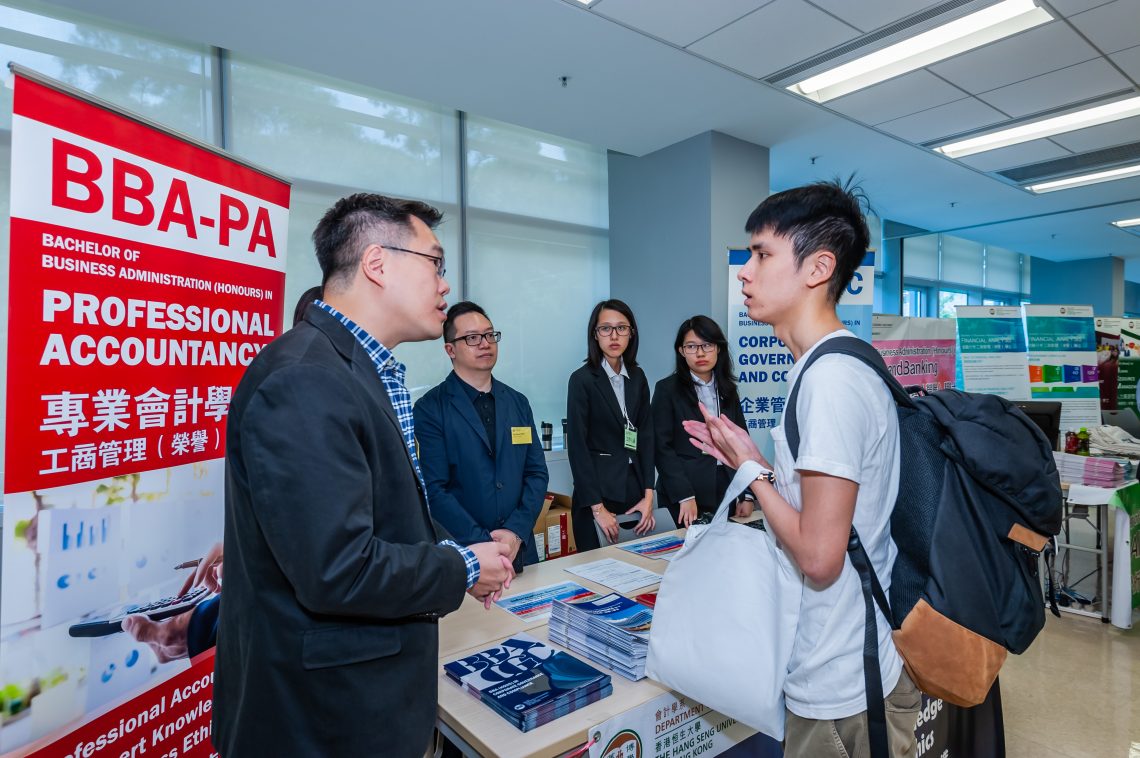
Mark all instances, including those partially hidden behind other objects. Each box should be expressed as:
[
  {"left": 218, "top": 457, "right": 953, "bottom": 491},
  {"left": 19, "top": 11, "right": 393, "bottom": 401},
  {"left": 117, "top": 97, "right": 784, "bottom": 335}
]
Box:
[{"left": 1014, "top": 400, "right": 1062, "bottom": 452}]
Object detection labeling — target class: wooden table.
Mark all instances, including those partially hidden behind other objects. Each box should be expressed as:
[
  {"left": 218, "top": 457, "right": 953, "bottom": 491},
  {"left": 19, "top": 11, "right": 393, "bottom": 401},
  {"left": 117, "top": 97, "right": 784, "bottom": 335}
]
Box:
[{"left": 436, "top": 533, "right": 681, "bottom": 757}]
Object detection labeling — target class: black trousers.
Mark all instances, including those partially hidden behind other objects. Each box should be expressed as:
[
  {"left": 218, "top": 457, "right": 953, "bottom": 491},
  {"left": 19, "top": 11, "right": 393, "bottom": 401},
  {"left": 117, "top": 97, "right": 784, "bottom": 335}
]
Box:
[{"left": 572, "top": 466, "right": 642, "bottom": 552}]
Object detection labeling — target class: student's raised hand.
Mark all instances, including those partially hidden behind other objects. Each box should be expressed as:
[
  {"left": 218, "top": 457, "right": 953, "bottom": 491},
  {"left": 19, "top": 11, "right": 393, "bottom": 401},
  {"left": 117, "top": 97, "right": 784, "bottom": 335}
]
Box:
[
  {"left": 735, "top": 498, "right": 756, "bottom": 519},
  {"left": 683, "top": 402, "right": 770, "bottom": 470}
]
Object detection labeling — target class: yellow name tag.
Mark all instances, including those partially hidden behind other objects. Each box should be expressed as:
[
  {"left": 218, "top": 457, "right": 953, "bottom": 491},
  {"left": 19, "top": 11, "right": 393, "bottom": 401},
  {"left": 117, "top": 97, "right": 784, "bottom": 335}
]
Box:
[{"left": 511, "top": 426, "right": 533, "bottom": 445}]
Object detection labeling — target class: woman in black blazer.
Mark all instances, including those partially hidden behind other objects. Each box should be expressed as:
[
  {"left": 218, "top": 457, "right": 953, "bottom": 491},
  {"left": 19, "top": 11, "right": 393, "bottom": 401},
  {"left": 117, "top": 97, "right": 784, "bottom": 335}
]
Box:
[
  {"left": 652, "top": 315, "right": 754, "bottom": 527},
  {"left": 567, "top": 299, "right": 655, "bottom": 551}
]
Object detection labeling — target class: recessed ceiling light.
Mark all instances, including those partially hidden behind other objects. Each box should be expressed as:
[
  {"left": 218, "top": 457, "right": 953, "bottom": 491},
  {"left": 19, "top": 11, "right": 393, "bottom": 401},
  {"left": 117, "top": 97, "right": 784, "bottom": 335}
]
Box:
[
  {"left": 1026, "top": 162, "right": 1140, "bottom": 193},
  {"left": 1112, "top": 217, "right": 1140, "bottom": 228},
  {"left": 787, "top": 0, "right": 1052, "bottom": 103},
  {"left": 936, "top": 95, "right": 1140, "bottom": 158}
]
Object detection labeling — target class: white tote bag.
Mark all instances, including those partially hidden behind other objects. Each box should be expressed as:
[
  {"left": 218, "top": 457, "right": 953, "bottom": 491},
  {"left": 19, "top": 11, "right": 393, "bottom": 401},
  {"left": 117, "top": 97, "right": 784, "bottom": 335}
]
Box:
[{"left": 645, "top": 462, "right": 802, "bottom": 740}]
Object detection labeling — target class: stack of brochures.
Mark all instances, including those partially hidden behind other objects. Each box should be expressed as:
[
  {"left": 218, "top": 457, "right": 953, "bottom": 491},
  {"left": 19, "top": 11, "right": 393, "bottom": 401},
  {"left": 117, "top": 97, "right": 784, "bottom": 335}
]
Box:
[
  {"left": 443, "top": 634, "right": 612, "bottom": 732},
  {"left": 548, "top": 592, "right": 652, "bottom": 681},
  {"left": 1054, "top": 451, "right": 1127, "bottom": 488}
]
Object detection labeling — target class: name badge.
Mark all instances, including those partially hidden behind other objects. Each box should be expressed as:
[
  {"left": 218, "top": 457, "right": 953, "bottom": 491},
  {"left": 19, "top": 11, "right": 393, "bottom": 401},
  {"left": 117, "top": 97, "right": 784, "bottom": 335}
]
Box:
[
  {"left": 624, "top": 427, "right": 638, "bottom": 451},
  {"left": 511, "top": 426, "right": 533, "bottom": 445}
]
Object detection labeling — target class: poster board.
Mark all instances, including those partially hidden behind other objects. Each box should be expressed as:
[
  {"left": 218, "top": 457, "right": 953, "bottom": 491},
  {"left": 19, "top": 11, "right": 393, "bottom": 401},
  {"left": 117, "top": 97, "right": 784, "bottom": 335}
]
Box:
[{"left": 1, "top": 68, "right": 289, "bottom": 756}]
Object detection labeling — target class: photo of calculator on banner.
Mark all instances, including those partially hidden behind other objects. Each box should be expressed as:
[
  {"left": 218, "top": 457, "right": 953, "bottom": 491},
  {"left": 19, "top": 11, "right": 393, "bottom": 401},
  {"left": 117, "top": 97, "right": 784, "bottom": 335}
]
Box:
[{"left": 68, "top": 585, "right": 212, "bottom": 638}]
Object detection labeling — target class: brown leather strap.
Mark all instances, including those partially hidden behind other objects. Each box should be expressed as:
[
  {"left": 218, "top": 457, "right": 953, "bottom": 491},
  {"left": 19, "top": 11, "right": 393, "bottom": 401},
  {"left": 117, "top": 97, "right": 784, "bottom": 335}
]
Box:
[{"left": 1007, "top": 523, "right": 1049, "bottom": 552}]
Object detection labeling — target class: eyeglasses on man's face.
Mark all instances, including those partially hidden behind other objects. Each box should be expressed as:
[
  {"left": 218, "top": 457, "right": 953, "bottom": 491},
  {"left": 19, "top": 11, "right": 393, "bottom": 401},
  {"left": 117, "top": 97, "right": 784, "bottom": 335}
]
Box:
[
  {"left": 383, "top": 244, "right": 446, "bottom": 278},
  {"left": 681, "top": 342, "right": 717, "bottom": 355},
  {"left": 595, "top": 324, "right": 633, "bottom": 337},
  {"left": 451, "top": 331, "right": 502, "bottom": 347}
]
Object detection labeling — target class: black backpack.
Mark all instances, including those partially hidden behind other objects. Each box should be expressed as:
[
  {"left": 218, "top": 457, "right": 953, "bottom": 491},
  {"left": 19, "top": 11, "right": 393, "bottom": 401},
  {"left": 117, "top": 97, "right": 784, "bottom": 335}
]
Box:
[{"left": 784, "top": 336, "right": 1062, "bottom": 758}]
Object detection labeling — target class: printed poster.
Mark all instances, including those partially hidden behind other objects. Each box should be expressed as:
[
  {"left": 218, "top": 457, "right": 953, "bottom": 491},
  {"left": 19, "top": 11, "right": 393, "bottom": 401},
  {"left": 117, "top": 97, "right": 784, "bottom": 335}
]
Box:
[
  {"left": 1095, "top": 317, "right": 1121, "bottom": 411},
  {"left": 588, "top": 690, "right": 780, "bottom": 758},
  {"left": 1118, "top": 319, "right": 1140, "bottom": 418},
  {"left": 954, "top": 306, "right": 1030, "bottom": 400},
  {"left": 586, "top": 689, "right": 977, "bottom": 758},
  {"left": 1, "top": 70, "right": 289, "bottom": 756},
  {"left": 1023, "top": 305, "right": 1100, "bottom": 435},
  {"left": 871, "top": 315, "right": 956, "bottom": 394},
  {"left": 727, "top": 249, "right": 875, "bottom": 460},
  {"left": 836, "top": 253, "right": 876, "bottom": 345}
]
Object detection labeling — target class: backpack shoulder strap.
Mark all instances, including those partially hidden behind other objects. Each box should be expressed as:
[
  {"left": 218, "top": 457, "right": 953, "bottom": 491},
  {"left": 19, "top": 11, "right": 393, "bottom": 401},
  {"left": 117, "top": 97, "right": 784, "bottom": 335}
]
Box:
[
  {"left": 848, "top": 531, "right": 891, "bottom": 758},
  {"left": 784, "top": 335, "right": 914, "bottom": 461}
]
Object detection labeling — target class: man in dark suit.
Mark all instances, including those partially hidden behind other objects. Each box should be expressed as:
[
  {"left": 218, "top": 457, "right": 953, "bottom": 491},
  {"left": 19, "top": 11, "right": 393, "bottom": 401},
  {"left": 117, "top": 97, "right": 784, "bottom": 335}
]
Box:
[
  {"left": 415, "top": 301, "right": 550, "bottom": 571},
  {"left": 213, "top": 194, "right": 514, "bottom": 757}
]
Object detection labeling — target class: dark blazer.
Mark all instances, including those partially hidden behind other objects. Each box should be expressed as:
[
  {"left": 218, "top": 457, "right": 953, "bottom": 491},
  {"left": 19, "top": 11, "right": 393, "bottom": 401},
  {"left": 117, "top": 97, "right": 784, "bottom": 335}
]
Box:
[
  {"left": 414, "top": 371, "right": 550, "bottom": 566},
  {"left": 214, "top": 305, "right": 468, "bottom": 758},
  {"left": 566, "top": 362, "right": 654, "bottom": 511},
  {"left": 652, "top": 373, "right": 749, "bottom": 512}
]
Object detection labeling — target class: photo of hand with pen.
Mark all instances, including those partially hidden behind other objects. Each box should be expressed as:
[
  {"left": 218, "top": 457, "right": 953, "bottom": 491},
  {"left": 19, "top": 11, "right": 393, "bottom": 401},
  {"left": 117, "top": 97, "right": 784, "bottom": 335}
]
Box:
[{"left": 121, "top": 542, "right": 222, "bottom": 664}]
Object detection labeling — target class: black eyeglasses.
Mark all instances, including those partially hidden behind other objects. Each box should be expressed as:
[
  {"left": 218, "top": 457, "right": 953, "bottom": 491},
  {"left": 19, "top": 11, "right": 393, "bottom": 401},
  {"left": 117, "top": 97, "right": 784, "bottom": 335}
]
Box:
[
  {"left": 681, "top": 342, "right": 717, "bottom": 355},
  {"left": 450, "top": 331, "right": 502, "bottom": 347},
  {"left": 595, "top": 324, "right": 633, "bottom": 337},
  {"left": 383, "top": 244, "right": 446, "bottom": 278}
]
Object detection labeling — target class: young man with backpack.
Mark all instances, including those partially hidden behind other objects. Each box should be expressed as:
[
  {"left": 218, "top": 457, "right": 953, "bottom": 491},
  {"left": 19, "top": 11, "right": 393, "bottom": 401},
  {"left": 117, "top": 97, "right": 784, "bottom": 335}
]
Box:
[{"left": 686, "top": 181, "right": 920, "bottom": 757}]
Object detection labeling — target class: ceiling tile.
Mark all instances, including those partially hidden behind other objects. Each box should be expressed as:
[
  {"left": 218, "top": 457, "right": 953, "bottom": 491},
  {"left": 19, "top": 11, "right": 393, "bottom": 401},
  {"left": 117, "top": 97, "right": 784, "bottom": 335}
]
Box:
[
  {"left": 804, "top": 0, "right": 943, "bottom": 33},
  {"left": 878, "top": 97, "right": 1007, "bottom": 143},
  {"left": 969, "top": 208, "right": 1140, "bottom": 261},
  {"left": 1044, "top": 0, "right": 1118, "bottom": 16},
  {"left": 929, "top": 21, "right": 1099, "bottom": 93},
  {"left": 1069, "top": 0, "right": 1140, "bottom": 54},
  {"left": 1049, "top": 114, "right": 1140, "bottom": 152},
  {"left": 956, "top": 139, "right": 1071, "bottom": 172},
  {"left": 1108, "top": 44, "right": 1140, "bottom": 81},
  {"left": 688, "top": 0, "right": 859, "bottom": 79},
  {"left": 591, "top": 0, "right": 772, "bottom": 47},
  {"left": 976, "top": 58, "right": 1131, "bottom": 117},
  {"left": 826, "top": 70, "right": 965, "bottom": 125}
]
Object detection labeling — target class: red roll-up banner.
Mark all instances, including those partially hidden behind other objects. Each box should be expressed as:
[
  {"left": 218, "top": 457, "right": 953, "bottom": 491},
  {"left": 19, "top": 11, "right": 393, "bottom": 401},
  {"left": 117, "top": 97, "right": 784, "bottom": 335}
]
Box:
[{"left": 1, "top": 68, "right": 290, "bottom": 757}]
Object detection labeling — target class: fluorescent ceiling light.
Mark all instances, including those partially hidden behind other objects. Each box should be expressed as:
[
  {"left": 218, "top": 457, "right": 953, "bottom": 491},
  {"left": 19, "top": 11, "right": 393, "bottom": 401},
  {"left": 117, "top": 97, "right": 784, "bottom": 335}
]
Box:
[
  {"left": 937, "top": 96, "right": 1140, "bottom": 158},
  {"left": 787, "top": 0, "right": 1052, "bottom": 103},
  {"left": 1112, "top": 217, "right": 1140, "bottom": 228},
  {"left": 1026, "top": 163, "right": 1140, "bottom": 193}
]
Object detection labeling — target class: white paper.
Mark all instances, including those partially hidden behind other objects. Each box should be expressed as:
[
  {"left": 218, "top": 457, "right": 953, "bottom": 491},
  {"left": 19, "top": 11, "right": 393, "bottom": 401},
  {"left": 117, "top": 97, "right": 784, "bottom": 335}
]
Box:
[{"left": 564, "top": 558, "right": 662, "bottom": 594}]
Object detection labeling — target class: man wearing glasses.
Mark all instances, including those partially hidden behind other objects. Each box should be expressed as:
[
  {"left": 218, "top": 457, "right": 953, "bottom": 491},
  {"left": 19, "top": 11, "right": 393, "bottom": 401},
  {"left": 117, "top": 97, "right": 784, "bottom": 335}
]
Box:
[
  {"left": 415, "top": 301, "right": 550, "bottom": 573},
  {"left": 215, "top": 195, "right": 515, "bottom": 757}
]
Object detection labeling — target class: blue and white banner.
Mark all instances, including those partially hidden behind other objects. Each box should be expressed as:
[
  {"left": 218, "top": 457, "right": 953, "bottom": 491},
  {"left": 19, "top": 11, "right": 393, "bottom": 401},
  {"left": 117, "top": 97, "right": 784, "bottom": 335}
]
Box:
[
  {"left": 838, "top": 252, "right": 875, "bottom": 343},
  {"left": 727, "top": 249, "right": 875, "bottom": 460},
  {"left": 954, "top": 305, "right": 1030, "bottom": 399},
  {"left": 1024, "top": 304, "right": 1100, "bottom": 435}
]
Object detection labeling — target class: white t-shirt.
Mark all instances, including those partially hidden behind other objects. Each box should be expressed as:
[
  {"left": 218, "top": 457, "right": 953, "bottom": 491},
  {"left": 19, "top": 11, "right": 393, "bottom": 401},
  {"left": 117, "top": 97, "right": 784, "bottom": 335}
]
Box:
[{"left": 773, "top": 330, "right": 903, "bottom": 720}]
